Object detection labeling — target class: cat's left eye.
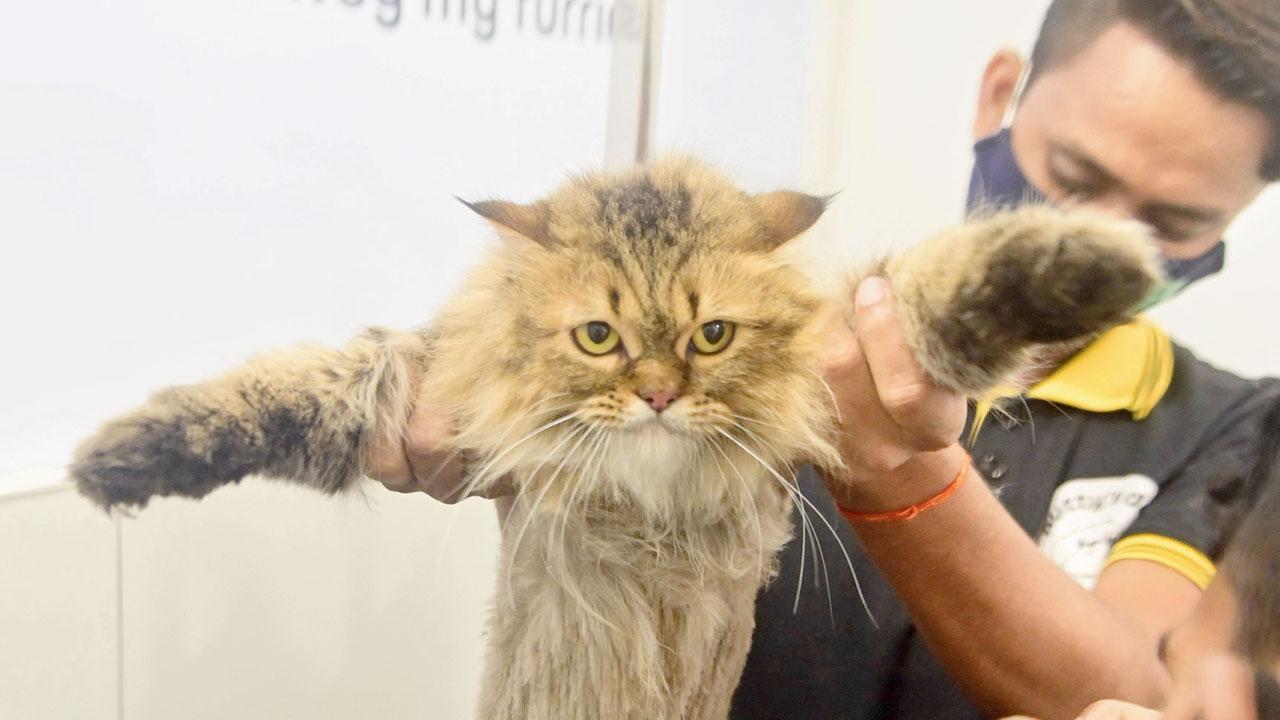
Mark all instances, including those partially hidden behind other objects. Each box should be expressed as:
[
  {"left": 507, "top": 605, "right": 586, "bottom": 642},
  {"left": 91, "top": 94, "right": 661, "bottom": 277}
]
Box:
[
  {"left": 690, "top": 320, "right": 735, "bottom": 355},
  {"left": 572, "top": 321, "right": 621, "bottom": 356}
]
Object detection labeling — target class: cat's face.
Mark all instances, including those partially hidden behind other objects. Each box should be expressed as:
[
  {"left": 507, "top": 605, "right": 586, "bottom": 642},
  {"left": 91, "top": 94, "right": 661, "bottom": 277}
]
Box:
[{"left": 427, "top": 157, "right": 841, "bottom": 517}]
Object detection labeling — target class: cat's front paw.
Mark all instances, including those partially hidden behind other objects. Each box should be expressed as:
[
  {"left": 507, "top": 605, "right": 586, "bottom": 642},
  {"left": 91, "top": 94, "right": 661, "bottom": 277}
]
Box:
[
  {"left": 70, "top": 391, "right": 260, "bottom": 511},
  {"left": 891, "top": 206, "right": 1163, "bottom": 397},
  {"left": 973, "top": 207, "right": 1162, "bottom": 343}
]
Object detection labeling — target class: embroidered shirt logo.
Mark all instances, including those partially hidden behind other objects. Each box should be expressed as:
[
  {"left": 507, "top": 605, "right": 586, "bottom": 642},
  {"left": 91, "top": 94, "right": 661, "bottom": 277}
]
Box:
[{"left": 1037, "top": 475, "right": 1159, "bottom": 589}]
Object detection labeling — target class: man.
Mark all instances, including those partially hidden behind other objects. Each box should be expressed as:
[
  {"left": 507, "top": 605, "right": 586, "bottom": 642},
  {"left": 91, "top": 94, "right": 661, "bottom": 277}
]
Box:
[
  {"left": 366, "top": 1, "right": 1280, "bottom": 718},
  {"left": 728, "top": 2, "right": 1278, "bottom": 718}
]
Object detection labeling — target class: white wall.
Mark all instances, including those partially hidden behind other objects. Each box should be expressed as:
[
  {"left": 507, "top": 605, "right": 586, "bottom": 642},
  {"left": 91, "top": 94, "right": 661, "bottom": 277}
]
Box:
[
  {"left": 0, "top": 1, "right": 625, "bottom": 718},
  {"left": 0, "top": 0, "right": 617, "bottom": 479},
  {"left": 653, "top": 0, "right": 817, "bottom": 189},
  {"left": 0, "top": 487, "right": 118, "bottom": 719},
  {"left": 0, "top": 481, "right": 500, "bottom": 720}
]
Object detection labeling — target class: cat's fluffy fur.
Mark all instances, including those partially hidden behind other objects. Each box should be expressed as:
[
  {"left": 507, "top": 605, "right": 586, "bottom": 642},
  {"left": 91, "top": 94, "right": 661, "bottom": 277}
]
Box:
[{"left": 70, "top": 156, "right": 1160, "bottom": 719}]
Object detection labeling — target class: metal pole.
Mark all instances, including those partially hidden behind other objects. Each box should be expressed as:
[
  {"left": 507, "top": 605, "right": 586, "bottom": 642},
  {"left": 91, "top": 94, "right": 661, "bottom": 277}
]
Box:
[{"left": 603, "top": 0, "right": 665, "bottom": 169}]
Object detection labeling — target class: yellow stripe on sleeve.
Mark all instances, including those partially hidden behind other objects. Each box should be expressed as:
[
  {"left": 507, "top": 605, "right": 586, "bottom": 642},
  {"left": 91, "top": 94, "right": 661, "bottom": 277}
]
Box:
[{"left": 1104, "top": 533, "right": 1216, "bottom": 590}]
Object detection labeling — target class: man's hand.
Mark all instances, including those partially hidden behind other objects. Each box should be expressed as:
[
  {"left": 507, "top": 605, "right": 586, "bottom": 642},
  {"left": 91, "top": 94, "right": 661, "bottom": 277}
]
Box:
[
  {"left": 999, "top": 654, "right": 1268, "bottom": 720},
  {"left": 1164, "top": 655, "right": 1263, "bottom": 720},
  {"left": 361, "top": 386, "right": 512, "bottom": 502},
  {"left": 1001, "top": 699, "right": 1164, "bottom": 720},
  {"left": 818, "top": 276, "right": 968, "bottom": 509}
]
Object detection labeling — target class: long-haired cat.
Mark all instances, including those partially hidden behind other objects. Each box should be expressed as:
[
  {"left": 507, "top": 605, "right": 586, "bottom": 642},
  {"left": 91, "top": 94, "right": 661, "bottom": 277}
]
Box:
[{"left": 70, "top": 156, "right": 1159, "bottom": 719}]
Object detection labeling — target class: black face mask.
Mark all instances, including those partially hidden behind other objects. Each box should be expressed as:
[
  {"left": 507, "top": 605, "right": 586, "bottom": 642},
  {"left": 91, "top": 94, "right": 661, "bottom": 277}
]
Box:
[
  {"left": 966, "top": 127, "right": 1049, "bottom": 213},
  {"left": 966, "top": 127, "right": 1226, "bottom": 303}
]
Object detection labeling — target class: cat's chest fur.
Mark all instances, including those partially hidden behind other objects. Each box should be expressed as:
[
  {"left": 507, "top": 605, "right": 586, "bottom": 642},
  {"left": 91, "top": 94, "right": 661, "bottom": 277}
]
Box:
[{"left": 477, "top": 463, "right": 794, "bottom": 720}]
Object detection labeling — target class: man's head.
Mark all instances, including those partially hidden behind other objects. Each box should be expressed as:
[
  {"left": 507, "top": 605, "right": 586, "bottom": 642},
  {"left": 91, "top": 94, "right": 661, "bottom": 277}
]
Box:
[{"left": 973, "top": 0, "right": 1279, "bottom": 260}]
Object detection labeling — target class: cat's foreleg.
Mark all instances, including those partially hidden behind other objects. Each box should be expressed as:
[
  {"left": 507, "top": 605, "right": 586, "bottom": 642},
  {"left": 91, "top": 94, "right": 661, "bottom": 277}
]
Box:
[
  {"left": 878, "top": 206, "right": 1162, "bottom": 397},
  {"left": 70, "top": 328, "right": 425, "bottom": 511}
]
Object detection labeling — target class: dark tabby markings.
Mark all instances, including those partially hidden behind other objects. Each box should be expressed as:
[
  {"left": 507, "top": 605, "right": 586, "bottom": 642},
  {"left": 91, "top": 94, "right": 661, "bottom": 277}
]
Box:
[
  {"left": 72, "top": 382, "right": 363, "bottom": 509},
  {"left": 938, "top": 232, "right": 1152, "bottom": 373},
  {"left": 596, "top": 241, "right": 628, "bottom": 272},
  {"left": 668, "top": 241, "right": 699, "bottom": 279},
  {"left": 641, "top": 313, "right": 677, "bottom": 357},
  {"left": 594, "top": 175, "right": 695, "bottom": 288}
]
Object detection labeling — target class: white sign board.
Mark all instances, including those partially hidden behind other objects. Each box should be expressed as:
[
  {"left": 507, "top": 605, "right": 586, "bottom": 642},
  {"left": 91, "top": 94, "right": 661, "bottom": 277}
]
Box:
[{"left": 0, "top": 0, "right": 633, "bottom": 479}]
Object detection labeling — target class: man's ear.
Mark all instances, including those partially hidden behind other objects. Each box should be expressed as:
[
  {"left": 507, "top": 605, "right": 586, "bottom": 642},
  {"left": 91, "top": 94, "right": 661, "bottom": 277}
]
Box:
[
  {"left": 973, "top": 48, "right": 1025, "bottom": 141},
  {"left": 457, "top": 198, "right": 555, "bottom": 248},
  {"left": 750, "top": 191, "right": 830, "bottom": 251}
]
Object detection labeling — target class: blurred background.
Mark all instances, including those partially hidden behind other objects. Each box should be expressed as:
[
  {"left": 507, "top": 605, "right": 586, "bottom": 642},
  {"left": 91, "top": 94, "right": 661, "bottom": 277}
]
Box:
[{"left": 1, "top": 1, "right": 1275, "bottom": 718}]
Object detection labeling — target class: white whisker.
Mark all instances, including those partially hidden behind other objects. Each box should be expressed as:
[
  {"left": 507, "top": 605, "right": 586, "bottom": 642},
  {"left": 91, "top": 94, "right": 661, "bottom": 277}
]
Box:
[
  {"left": 726, "top": 412, "right": 783, "bottom": 431},
  {"left": 807, "top": 368, "right": 844, "bottom": 424},
  {"left": 716, "top": 428, "right": 877, "bottom": 628},
  {"left": 533, "top": 426, "right": 621, "bottom": 633},
  {"left": 716, "top": 431, "right": 813, "bottom": 614},
  {"left": 556, "top": 426, "right": 608, "bottom": 563},
  {"left": 499, "top": 423, "right": 593, "bottom": 617},
  {"left": 430, "top": 399, "right": 582, "bottom": 501},
  {"left": 461, "top": 410, "right": 580, "bottom": 498},
  {"left": 724, "top": 419, "right": 829, "bottom": 607},
  {"left": 500, "top": 421, "right": 588, "bottom": 539},
  {"left": 440, "top": 397, "right": 581, "bottom": 499},
  {"left": 704, "top": 437, "right": 766, "bottom": 587}
]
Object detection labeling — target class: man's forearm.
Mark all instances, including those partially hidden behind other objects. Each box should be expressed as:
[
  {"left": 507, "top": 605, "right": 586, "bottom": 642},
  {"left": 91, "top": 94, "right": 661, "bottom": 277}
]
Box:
[{"left": 843, "top": 446, "right": 1172, "bottom": 719}]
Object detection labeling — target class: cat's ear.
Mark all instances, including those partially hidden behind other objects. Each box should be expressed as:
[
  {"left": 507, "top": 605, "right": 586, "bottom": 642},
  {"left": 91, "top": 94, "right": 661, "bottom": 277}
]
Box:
[
  {"left": 458, "top": 198, "right": 556, "bottom": 249},
  {"left": 750, "top": 191, "right": 830, "bottom": 250}
]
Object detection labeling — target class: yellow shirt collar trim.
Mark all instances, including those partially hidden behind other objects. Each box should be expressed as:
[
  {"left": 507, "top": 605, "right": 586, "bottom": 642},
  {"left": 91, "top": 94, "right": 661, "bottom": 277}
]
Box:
[
  {"left": 1027, "top": 316, "right": 1173, "bottom": 419},
  {"left": 973, "top": 317, "right": 1174, "bottom": 435}
]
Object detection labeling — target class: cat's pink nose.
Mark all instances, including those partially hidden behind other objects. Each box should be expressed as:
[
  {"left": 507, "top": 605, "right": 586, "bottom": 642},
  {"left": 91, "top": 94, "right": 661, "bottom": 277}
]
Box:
[{"left": 638, "top": 388, "right": 679, "bottom": 413}]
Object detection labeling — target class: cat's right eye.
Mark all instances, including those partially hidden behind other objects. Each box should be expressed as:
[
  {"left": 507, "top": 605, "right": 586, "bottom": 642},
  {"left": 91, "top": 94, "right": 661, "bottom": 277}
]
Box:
[
  {"left": 572, "top": 321, "right": 621, "bottom": 356},
  {"left": 690, "top": 320, "right": 735, "bottom": 355}
]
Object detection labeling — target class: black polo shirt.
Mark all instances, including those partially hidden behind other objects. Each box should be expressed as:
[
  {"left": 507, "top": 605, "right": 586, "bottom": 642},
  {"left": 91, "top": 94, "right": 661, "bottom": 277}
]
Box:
[{"left": 730, "top": 324, "right": 1280, "bottom": 719}]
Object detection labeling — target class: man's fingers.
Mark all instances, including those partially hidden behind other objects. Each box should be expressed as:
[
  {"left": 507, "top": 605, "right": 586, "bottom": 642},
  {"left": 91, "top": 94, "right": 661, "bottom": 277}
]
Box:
[
  {"left": 817, "top": 302, "right": 920, "bottom": 474},
  {"left": 358, "top": 388, "right": 465, "bottom": 499},
  {"left": 853, "top": 276, "right": 964, "bottom": 449},
  {"left": 1075, "top": 699, "right": 1162, "bottom": 720},
  {"left": 361, "top": 434, "right": 443, "bottom": 495},
  {"left": 361, "top": 433, "right": 415, "bottom": 486},
  {"left": 817, "top": 304, "right": 862, "bottom": 377},
  {"left": 358, "top": 372, "right": 517, "bottom": 501},
  {"left": 405, "top": 446, "right": 470, "bottom": 503},
  {"left": 1196, "top": 655, "right": 1260, "bottom": 720},
  {"left": 852, "top": 277, "right": 930, "bottom": 405},
  {"left": 401, "top": 399, "right": 473, "bottom": 503}
]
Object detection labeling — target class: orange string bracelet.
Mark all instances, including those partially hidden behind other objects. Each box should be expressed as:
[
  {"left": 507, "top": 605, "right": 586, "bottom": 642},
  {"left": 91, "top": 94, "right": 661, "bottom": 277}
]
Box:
[{"left": 837, "top": 452, "right": 971, "bottom": 524}]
